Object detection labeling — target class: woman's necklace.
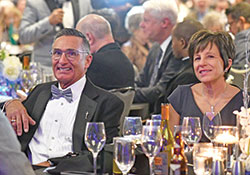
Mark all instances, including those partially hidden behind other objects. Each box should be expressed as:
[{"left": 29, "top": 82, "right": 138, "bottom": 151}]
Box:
[{"left": 202, "top": 83, "right": 228, "bottom": 113}]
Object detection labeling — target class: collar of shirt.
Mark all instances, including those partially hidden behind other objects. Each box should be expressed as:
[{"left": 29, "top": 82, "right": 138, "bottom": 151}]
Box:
[
  {"left": 182, "top": 56, "right": 190, "bottom": 61},
  {"left": 158, "top": 36, "right": 172, "bottom": 68},
  {"left": 58, "top": 75, "right": 86, "bottom": 102}
]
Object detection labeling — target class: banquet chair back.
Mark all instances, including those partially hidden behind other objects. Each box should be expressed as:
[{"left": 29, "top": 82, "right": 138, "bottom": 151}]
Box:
[
  {"left": 109, "top": 87, "right": 135, "bottom": 135},
  {"left": 228, "top": 67, "right": 250, "bottom": 90}
]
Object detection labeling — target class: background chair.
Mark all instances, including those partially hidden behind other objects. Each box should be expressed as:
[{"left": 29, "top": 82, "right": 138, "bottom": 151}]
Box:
[
  {"left": 109, "top": 87, "right": 135, "bottom": 136},
  {"left": 228, "top": 67, "right": 250, "bottom": 91}
]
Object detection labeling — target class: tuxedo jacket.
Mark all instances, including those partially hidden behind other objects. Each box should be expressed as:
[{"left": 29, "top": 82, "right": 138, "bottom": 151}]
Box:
[
  {"left": 18, "top": 78, "right": 124, "bottom": 153},
  {"left": 18, "top": 0, "right": 92, "bottom": 67},
  {"left": 134, "top": 41, "right": 187, "bottom": 112},
  {"left": 87, "top": 43, "right": 135, "bottom": 90}
]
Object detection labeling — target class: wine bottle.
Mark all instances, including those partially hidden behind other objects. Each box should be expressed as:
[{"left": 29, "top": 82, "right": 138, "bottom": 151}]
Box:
[
  {"left": 113, "top": 159, "right": 122, "bottom": 175},
  {"left": 169, "top": 129, "right": 188, "bottom": 175},
  {"left": 154, "top": 103, "right": 174, "bottom": 175}
]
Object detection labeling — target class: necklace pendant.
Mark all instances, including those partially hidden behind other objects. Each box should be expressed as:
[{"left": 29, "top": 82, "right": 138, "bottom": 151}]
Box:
[{"left": 211, "top": 106, "right": 214, "bottom": 113}]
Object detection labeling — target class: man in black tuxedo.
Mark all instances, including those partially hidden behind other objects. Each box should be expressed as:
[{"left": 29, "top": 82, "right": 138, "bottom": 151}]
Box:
[
  {"left": 4, "top": 28, "right": 123, "bottom": 170},
  {"left": 164, "top": 19, "right": 203, "bottom": 101},
  {"left": 134, "top": 0, "right": 187, "bottom": 113},
  {"left": 76, "top": 14, "right": 135, "bottom": 90}
]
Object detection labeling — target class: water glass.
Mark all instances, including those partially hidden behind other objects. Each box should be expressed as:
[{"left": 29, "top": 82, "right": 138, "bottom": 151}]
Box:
[
  {"left": 84, "top": 122, "right": 106, "bottom": 175},
  {"left": 113, "top": 137, "right": 135, "bottom": 175},
  {"left": 193, "top": 143, "right": 213, "bottom": 175}
]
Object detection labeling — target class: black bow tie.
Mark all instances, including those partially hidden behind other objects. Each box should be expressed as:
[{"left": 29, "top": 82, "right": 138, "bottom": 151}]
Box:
[{"left": 51, "top": 85, "right": 73, "bottom": 103}]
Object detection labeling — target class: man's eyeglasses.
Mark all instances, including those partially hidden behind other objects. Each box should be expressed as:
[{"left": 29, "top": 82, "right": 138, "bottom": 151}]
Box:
[{"left": 50, "top": 49, "right": 89, "bottom": 61}]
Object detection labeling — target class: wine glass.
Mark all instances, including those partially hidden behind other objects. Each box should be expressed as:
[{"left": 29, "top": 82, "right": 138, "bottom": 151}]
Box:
[
  {"left": 114, "top": 137, "right": 135, "bottom": 175},
  {"left": 20, "top": 69, "right": 35, "bottom": 94},
  {"left": 84, "top": 122, "right": 106, "bottom": 175},
  {"left": 202, "top": 112, "right": 222, "bottom": 141},
  {"left": 123, "top": 116, "right": 142, "bottom": 143},
  {"left": 181, "top": 117, "right": 202, "bottom": 151},
  {"left": 141, "top": 125, "right": 162, "bottom": 175}
]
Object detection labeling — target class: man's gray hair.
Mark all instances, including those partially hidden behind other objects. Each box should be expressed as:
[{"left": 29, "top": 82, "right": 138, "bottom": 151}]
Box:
[{"left": 143, "top": 0, "right": 178, "bottom": 25}]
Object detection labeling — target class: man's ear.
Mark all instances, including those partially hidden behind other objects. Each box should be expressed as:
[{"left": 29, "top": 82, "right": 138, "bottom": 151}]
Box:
[
  {"left": 84, "top": 54, "right": 92, "bottom": 70},
  {"left": 180, "top": 38, "right": 187, "bottom": 49},
  {"left": 161, "top": 17, "right": 171, "bottom": 28},
  {"left": 85, "top": 32, "right": 95, "bottom": 45},
  {"left": 239, "top": 16, "right": 246, "bottom": 24}
]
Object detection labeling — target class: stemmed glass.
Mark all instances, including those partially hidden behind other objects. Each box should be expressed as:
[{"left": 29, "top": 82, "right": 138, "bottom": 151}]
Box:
[
  {"left": 114, "top": 137, "right": 135, "bottom": 175},
  {"left": 20, "top": 69, "right": 35, "bottom": 94},
  {"left": 84, "top": 122, "right": 106, "bottom": 175},
  {"left": 181, "top": 117, "right": 202, "bottom": 151},
  {"left": 141, "top": 125, "right": 162, "bottom": 175},
  {"left": 123, "top": 116, "right": 142, "bottom": 143},
  {"left": 145, "top": 119, "right": 161, "bottom": 127},
  {"left": 202, "top": 112, "right": 222, "bottom": 141}
]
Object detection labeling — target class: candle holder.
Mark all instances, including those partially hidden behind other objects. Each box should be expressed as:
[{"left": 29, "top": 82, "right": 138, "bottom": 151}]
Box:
[{"left": 212, "top": 126, "right": 239, "bottom": 174}]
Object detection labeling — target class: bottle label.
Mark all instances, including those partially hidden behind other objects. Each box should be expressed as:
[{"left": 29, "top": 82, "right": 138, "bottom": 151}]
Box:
[
  {"left": 154, "top": 152, "right": 168, "bottom": 175},
  {"left": 169, "top": 164, "right": 180, "bottom": 175}
]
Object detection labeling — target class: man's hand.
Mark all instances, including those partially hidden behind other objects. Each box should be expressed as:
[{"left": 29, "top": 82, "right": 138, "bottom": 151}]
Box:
[
  {"left": 49, "top": 8, "right": 64, "bottom": 25},
  {"left": 5, "top": 100, "right": 36, "bottom": 136},
  {"left": 35, "top": 161, "right": 51, "bottom": 167}
]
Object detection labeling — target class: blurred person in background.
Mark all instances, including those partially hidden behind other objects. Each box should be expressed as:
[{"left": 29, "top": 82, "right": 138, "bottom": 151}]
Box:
[
  {"left": 202, "top": 10, "right": 227, "bottom": 32},
  {"left": 91, "top": 8, "right": 128, "bottom": 45},
  {"left": 134, "top": 0, "right": 187, "bottom": 114},
  {"left": 18, "top": 0, "right": 93, "bottom": 74},
  {"left": 186, "top": 0, "right": 212, "bottom": 21},
  {"left": 225, "top": 2, "right": 250, "bottom": 69},
  {"left": 214, "top": 0, "right": 230, "bottom": 13},
  {"left": 164, "top": 19, "right": 203, "bottom": 100},
  {"left": 122, "top": 7, "right": 151, "bottom": 76},
  {"left": 76, "top": 14, "right": 135, "bottom": 90},
  {"left": 0, "top": 1, "right": 21, "bottom": 44}
]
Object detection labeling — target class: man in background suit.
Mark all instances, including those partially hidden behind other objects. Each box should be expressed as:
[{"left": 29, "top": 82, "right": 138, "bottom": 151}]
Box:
[
  {"left": 4, "top": 28, "right": 123, "bottom": 170},
  {"left": 164, "top": 20, "right": 203, "bottom": 101},
  {"left": 18, "top": 0, "right": 93, "bottom": 73},
  {"left": 134, "top": 0, "right": 187, "bottom": 113},
  {"left": 76, "top": 14, "right": 134, "bottom": 90}
]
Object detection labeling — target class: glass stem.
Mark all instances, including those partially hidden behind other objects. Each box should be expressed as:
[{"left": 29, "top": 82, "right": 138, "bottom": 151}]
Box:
[
  {"left": 93, "top": 153, "right": 97, "bottom": 175},
  {"left": 149, "top": 157, "right": 154, "bottom": 175}
]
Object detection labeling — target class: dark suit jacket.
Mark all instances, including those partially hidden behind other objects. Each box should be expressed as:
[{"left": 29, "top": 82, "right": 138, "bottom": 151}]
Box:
[
  {"left": 164, "top": 58, "right": 200, "bottom": 103},
  {"left": 87, "top": 43, "right": 135, "bottom": 90},
  {"left": 134, "top": 41, "right": 187, "bottom": 113},
  {"left": 18, "top": 78, "right": 124, "bottom": 153}
]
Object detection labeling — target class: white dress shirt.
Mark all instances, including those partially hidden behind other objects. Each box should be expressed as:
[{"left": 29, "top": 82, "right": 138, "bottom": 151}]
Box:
[
  {"left": 62, "top": 1, "right": 74, "bottom": 28},
  {"left": 28, "top": 76, "right": 86, "bottom": 164},
  {"left": 158, "top": 36, "right": 172, "bottom": 68}
]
